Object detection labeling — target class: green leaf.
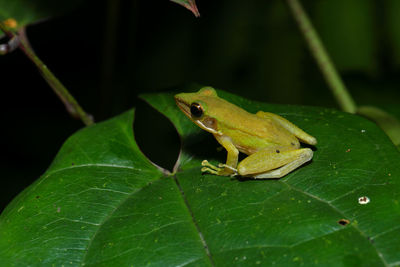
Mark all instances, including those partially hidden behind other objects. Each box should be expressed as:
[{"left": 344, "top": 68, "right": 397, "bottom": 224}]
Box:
[
  {"left": 0, "top": 110, "right": 209, "bottom": 266},
  {"left": 142, "top": 90, "right": 400, "bottom": 266},
  {"left": 1, "top": 90, "right": 400, "bottom": 266},
  {"left": 0, "top": 0, "right": 82, "bottom": 31}
]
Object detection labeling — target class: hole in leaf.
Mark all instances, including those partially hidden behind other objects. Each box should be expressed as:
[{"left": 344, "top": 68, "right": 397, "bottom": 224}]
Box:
[
  {"left": 338, "top": 219, "right": 350, "bottom": 226},
  {"left": 135, "top": 99, "right": 180, "bottom": 172}
]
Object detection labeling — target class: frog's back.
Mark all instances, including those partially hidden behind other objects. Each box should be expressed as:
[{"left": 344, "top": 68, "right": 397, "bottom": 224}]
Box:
[{"left": 209, "top": 99, "right": 298, "bottom": 153}]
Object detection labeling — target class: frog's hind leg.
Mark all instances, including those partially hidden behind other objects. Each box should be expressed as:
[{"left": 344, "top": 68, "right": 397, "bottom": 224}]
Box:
[
  {"left": 237, "top": 148, "right": 313, "bottom": 179},
  {"left": 254, "top": 148, "right": 313, "bottom": 179}
]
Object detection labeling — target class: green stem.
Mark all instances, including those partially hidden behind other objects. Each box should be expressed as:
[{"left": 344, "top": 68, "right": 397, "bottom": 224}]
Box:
[
  {"left": 0, "top": 23, "right": 94, "bottom": 126},
  {"left": 286, "top": 0, "right": 357, "bottom": 113}
]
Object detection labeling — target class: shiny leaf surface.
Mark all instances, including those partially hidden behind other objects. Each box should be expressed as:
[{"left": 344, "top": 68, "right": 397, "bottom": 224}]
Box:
[
  {"left": 1, "top": 91, "right": 400, "bottom": 266},
  {"left": 142, "top": 90, "right": 400, "bottom": 266}
]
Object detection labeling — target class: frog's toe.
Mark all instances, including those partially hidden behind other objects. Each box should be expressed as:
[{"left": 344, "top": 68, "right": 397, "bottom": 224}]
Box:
[
  {"left": 201, "top": 160, "right": 220, "bottom": 170},
  {"left": 201, "top": 160, "right": 238, "bottom": 176},
  {"left": 201, "top": 167, "right": 219, "bottom": 175}
]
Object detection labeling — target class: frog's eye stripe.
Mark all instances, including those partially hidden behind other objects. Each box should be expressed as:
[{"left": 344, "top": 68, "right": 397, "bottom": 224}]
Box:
[{"left": 190, "top": 102, "right": 203, "bottom": 118}]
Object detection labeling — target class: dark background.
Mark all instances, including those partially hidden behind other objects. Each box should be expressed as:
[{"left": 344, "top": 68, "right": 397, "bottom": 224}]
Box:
[{"left": 1, "top": 0, "right": 400, "bottom": 212}]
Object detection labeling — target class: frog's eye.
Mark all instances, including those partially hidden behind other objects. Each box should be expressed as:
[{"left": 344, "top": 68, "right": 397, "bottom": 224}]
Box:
[{"left": 190, "top": 102, "right": 203, "bottom": 118}]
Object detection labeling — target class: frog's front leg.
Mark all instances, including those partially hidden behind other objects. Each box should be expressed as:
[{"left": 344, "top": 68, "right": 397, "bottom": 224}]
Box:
[
  {"left": 201, "top": 135, "right": 238, "bottom": 176},
  {"left": 237, "top": 147, "right": 313, "bottom": 179}
]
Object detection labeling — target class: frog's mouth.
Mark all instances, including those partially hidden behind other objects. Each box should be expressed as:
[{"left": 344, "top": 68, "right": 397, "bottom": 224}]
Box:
[{"left": 174, "top": 97, "right": 191, "bottom": 118}]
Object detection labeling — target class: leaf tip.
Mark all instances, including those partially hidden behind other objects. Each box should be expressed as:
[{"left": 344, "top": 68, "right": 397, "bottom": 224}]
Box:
[{"left": 170, "top": 0, "right": 201, "bottom": 18}]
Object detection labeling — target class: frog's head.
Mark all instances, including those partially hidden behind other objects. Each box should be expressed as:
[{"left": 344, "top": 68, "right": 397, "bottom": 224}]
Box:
[{"left": 174, "top": 87, "right": 221, "bottom": 134}]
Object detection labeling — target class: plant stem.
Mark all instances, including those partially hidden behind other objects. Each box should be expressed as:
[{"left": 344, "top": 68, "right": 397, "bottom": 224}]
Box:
[
  {"left": 286, "top": 0, "right": 357, "bottom": 113},
  {"left": 0, "top": 23, "right": 94, "bottom": 126}
]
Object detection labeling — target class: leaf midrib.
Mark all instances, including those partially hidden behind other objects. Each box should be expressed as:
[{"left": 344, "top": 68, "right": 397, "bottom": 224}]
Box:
[{"left": 173, "top": 173, "right": 215, "bottom": 267}]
